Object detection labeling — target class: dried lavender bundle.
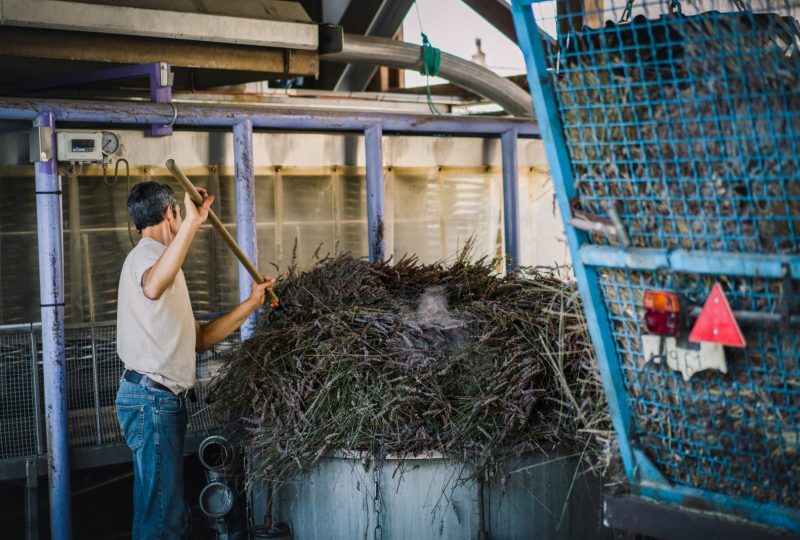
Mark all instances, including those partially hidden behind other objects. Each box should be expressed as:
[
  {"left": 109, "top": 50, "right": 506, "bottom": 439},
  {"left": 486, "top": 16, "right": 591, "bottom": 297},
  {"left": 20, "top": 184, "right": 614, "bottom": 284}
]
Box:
[{"left": 208, "top": 248, "right": 613, "bottom": 486}]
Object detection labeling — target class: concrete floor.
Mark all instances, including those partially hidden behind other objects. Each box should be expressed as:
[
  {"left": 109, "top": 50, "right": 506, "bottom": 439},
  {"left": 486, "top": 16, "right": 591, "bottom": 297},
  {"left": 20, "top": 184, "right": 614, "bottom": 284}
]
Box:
[{"left": 0, "top": 454, "right": 224, "bottom": 539}]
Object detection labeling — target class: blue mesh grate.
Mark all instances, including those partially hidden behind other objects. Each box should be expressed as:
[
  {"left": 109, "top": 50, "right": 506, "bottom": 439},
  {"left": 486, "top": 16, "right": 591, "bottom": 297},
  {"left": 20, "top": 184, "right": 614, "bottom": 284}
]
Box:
[
  {"left": 599, "top": 269, "right": 800, "bottom": 507},
  {"left": 542, "top": 0, "right": 800, "bottom": 253},
  {"left": 514, "top": 0, "right": 800, "bottom": 519}
]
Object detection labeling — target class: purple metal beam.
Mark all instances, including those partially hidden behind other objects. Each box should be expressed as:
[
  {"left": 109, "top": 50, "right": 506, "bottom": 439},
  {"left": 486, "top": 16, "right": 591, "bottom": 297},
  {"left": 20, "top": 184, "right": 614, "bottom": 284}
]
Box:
[
  {"left": 501, "top": 127, "right": 520, "bottom": 272},
  {"left": 146, "top": 63, "right": 174, "bottom": 137},
  {"left": 33, "top": 112, "right": 72, "bottom": 540},
  {"left": 18, "top": 63, "right": 174, "bottom": 136},
  {"left": 233, "top": 119, "right": 258, "bottom": 339},
  {"left": 0, "top": 97, "right": 540, "bottom": 137},
  {"left": 365, "top": 123, "right": 385, "bottom": 263}
]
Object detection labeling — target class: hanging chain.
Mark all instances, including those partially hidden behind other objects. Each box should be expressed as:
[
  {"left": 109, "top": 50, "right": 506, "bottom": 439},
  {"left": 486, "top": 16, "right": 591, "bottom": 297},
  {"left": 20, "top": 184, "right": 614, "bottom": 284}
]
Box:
[{"left": 373, "top": 461, "right": 383, "bottom": 540}]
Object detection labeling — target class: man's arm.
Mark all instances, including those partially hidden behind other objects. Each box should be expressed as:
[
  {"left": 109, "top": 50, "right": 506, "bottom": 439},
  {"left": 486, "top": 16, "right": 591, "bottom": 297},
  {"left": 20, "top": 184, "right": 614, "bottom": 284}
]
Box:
[
  {"left": 142, "top": 190, "right": 213, "bottom": 300},
  {"left": 195, "top": 276, "right": 276, "bottom": 352}
]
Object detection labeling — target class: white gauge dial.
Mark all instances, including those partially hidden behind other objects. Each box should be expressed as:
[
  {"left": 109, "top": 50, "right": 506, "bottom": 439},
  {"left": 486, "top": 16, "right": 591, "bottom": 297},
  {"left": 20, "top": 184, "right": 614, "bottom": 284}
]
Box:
[{"left": 101, "top": 131, "right": 119, "bottom": 155}]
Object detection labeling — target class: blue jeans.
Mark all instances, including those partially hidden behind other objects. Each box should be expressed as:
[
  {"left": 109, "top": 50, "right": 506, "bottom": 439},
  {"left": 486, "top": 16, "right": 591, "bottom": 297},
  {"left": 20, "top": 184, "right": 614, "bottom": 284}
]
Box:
[{"left": 116, "top": 379, "right": 189, "bottom": 539}]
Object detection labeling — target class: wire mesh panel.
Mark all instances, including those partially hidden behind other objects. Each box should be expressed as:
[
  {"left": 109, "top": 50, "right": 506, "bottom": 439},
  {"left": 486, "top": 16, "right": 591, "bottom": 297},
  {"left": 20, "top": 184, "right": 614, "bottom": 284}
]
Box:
[
  {"left": 512, "top": 0, "right": 800, "bottom": 529},
  {"left": 531, "top": 0, "right": 800, "bottom": 253},
  {"left": 0, "top": 322, "right": 231, "bottom": 461},
  {"left": 65, "top": 325, "right": 108, "bottom": 448},
  {"left": 600, "top": 269, "right": 800, "bottom": 508},
  {"left": 0, "top": 327, "right": 39, "bottom": 459}
]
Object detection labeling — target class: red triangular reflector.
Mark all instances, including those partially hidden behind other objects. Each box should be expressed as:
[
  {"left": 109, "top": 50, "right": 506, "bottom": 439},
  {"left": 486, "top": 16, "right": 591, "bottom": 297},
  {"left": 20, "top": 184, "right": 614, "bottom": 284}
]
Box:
[{"left": 688, "top": 283, "right": 746, "bottom": 348}]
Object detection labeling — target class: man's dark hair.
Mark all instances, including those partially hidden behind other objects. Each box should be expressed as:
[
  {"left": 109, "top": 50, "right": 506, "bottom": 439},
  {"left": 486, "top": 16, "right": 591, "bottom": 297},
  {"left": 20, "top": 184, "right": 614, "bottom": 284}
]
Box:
[{"left": 127, "top": 182, "right": 177, "bottom": 233}]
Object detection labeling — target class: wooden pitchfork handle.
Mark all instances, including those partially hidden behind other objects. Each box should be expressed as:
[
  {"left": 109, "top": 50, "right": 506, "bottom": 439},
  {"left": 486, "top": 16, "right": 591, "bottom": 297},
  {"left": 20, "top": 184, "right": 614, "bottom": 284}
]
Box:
[{"left": 165, "top": 159, "right": 279, "bottom": 309}]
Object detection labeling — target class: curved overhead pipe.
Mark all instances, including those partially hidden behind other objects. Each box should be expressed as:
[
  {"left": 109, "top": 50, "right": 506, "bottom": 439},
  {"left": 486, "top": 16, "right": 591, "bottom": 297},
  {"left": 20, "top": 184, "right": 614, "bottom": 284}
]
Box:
[{"left": 319, "top": 27, "right": 534, "bottom": 118}]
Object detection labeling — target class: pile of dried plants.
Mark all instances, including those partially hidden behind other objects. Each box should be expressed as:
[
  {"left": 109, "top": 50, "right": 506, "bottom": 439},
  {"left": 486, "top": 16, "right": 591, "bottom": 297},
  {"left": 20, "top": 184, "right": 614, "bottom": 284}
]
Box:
[{"left": 208, "top": 248, "right": 613, "bottom": 486}]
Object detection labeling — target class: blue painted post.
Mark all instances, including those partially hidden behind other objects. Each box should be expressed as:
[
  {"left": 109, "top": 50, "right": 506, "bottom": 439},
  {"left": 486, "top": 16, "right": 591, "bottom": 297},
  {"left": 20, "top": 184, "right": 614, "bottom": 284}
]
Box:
[
  {"left": 501, "top": 128, "right": 521, "bottom": 273},
  {"left": 33, "top": 111, "right": 72, "bottom": 539},
  {"left": 233, "top": 119, "right": 258, "bottom": 340},
  {"left": 365, "top": 123, "right": 385, "bottom": 264}
]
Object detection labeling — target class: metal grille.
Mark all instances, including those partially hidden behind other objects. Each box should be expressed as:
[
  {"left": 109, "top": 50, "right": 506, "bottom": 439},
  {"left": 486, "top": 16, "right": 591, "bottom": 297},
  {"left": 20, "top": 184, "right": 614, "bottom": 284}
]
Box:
[
  {"left": 512, "top": 0, "right": 800, "bottom": 528},
  {"left": 543, "top": 0, "right": 800, "bottom": 253},
  {"left": 0, "top": 322, "right": 231, "bottom": 460},
  {"left": 599, "top": 269, "right": 800, "bottom": 508},
  {"left": 0, "top": 327, "right": 39, "bottom": 459}
]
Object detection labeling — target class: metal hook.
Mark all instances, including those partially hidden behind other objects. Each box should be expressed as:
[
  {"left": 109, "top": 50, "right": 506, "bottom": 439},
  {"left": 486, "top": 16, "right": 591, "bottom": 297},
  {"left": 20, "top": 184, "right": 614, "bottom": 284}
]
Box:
[
  {"left": 620, "top": 0, "right": 634, "bottom": 23},
  {"left": 165, "top": 102, "right": 178, "bottom": 128}
]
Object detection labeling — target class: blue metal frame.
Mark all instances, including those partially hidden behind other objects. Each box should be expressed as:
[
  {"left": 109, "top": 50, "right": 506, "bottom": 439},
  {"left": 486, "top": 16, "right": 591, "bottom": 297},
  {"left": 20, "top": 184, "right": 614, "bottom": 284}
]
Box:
[
  {"left": 33, "top": 112, "right": 72, "bottom": 539},
  {"left": 511, "top": 0, "right": 800, "bottom": 532},
  {"left": 579, "top": 245, "right": 800, "bottom": 279},
  {"left": 233, "top": 119, "right": 258, "bottom": 340}
]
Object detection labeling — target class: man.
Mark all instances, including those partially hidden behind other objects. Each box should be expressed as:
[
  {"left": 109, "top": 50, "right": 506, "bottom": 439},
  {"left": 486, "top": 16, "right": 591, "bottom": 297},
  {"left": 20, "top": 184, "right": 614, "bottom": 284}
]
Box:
[{"left": 116, "top": 181, "right": 274, "bottom": 539}]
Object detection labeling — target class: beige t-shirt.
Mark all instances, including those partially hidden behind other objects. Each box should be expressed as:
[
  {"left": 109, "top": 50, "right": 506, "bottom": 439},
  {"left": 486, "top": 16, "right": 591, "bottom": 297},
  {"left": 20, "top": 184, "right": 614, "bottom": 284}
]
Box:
[{"left": 116, "top": 237, "right": 196, "bottom": 394}]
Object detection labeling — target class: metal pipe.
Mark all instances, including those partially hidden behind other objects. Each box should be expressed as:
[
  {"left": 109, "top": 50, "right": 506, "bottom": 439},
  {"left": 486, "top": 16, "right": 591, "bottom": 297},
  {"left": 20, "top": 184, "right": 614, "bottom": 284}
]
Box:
[
  {"left": 319, "top": 31, "right": 534, "bottom": 118},
  {"left": 25, "top": 458, "right": 38, "bottom": 540},
  {"left": 501, "top": 128, "right": 520, "bottom": 273},
  {"left": 688, "top": 307, "right": 800, "bottom": 327},
  {"left": 67, "top": 168, "right": 83, "bottom": 322},
  {"left": 0, "top": 96, "right": 539, "bottom": 136},
  {"left": 33, "top": 111, "right": 72, "bottom": 539},
  {"left": 365, "top": 123, "right": 385, "bottom": 264},
  {"left": 233, "top": 119, "right": 258, "bottom": 339}
]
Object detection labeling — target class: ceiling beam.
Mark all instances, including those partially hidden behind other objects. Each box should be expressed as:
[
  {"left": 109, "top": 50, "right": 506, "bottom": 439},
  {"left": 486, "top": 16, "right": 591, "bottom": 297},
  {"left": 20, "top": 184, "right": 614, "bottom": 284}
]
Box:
[
  {"left": 460, "top": 0, "right": 517, "bottom": 42},
  {"left": 461, "top": 0, "right": 556, "bottom": 53},
  {"left": 0, "top": 27, "right": 318, "bottom": 74},
  {"left": 320, "top": 0, "right": 415, "bottom": 92}
]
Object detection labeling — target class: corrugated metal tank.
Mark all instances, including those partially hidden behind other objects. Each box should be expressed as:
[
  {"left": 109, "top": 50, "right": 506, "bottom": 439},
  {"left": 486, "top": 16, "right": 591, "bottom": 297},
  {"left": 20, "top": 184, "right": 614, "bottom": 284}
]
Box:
[{"left": 251, "top": 450, "right": 612, "bottom": 539}]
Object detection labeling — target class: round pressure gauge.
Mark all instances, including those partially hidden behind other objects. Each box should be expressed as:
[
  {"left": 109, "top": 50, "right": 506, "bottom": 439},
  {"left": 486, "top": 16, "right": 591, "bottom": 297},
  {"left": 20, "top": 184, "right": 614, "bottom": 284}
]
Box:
[{"left": 101, "top": 131, "right": 120, "bottom": 155}]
